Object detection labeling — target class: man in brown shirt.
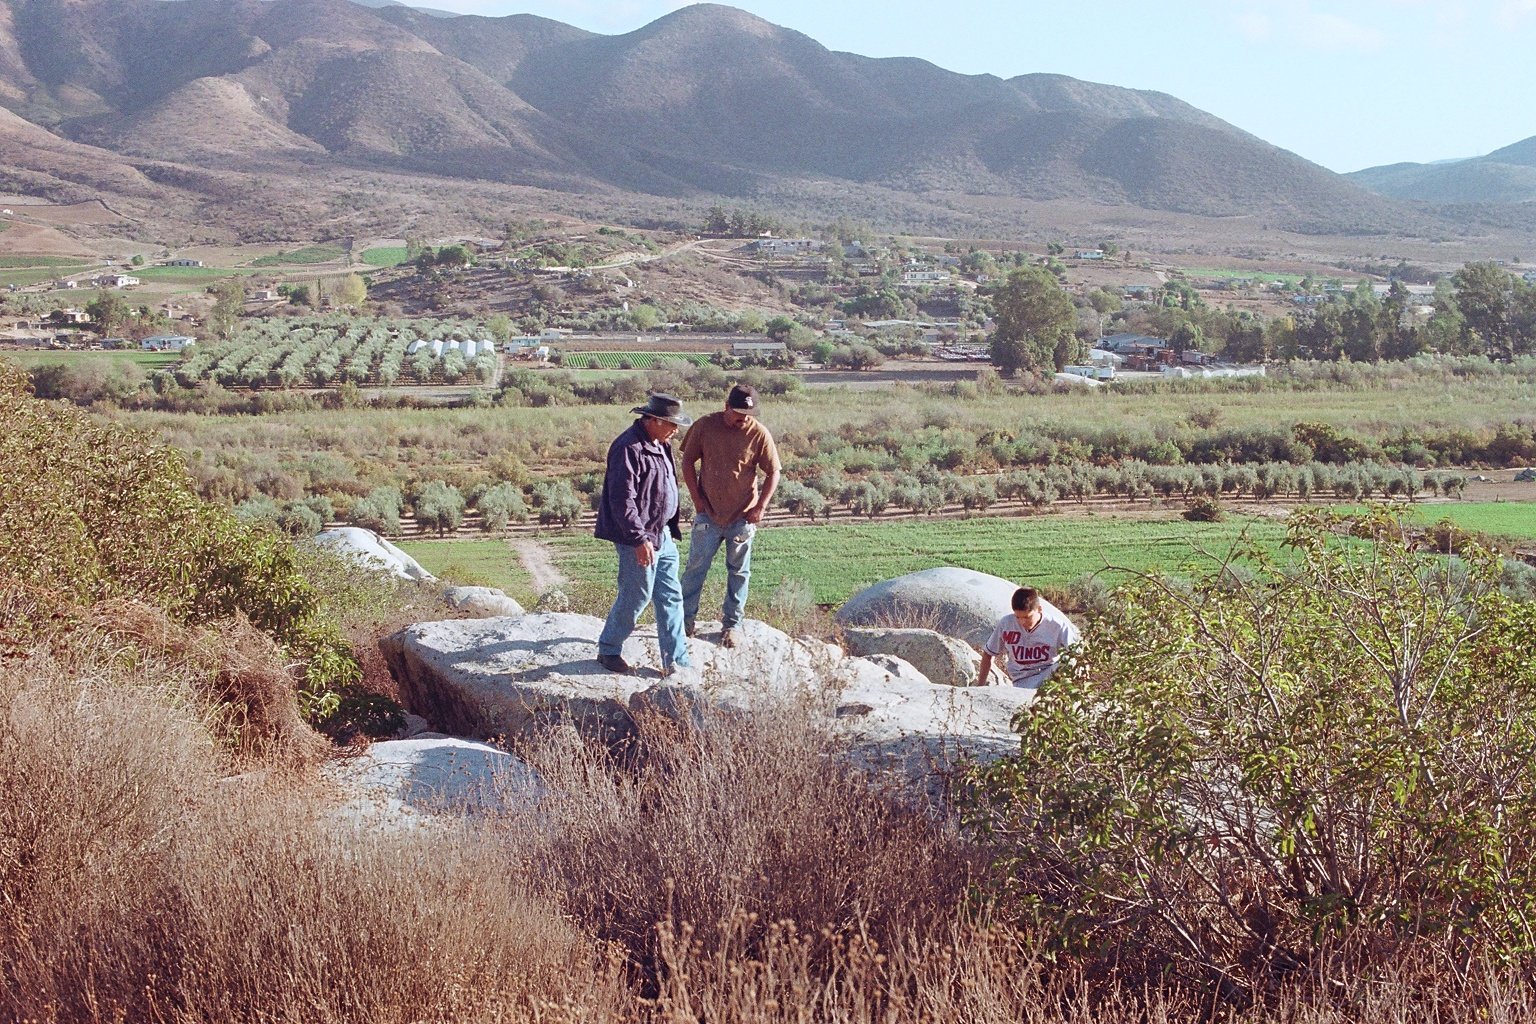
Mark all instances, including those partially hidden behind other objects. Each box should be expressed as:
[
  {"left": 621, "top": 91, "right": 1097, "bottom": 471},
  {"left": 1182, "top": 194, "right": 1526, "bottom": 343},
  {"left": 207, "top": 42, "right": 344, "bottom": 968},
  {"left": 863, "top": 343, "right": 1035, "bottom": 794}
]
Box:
[{"left": 679, "top": 383, "right": 782, "bottom": 647}]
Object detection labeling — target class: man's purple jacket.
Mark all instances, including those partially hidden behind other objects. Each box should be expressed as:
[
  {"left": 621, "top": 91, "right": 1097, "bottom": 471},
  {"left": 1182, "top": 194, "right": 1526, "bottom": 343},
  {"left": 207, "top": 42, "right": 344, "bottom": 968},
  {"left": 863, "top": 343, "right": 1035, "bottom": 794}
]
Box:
[{"left": 594, "top": 420, "right": 679, "bottom": 548}]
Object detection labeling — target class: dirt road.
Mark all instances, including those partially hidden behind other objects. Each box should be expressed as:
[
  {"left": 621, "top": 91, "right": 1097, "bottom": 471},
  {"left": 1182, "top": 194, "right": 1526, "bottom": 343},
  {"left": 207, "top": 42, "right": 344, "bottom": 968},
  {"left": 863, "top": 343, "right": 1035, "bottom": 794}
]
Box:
[{"left": 512, "top": 538, "right": 566, "bottom": 594}]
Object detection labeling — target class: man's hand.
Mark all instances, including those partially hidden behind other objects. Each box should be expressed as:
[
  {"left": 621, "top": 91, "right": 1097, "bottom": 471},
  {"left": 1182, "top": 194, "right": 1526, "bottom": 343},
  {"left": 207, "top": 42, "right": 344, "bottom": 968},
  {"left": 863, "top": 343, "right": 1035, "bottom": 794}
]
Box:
[
  {"left": 744, "top": 505, "right": 765, "bottom": 524},
  {"left": 636, "top": 540, "right": 655, "bottom": 567}
]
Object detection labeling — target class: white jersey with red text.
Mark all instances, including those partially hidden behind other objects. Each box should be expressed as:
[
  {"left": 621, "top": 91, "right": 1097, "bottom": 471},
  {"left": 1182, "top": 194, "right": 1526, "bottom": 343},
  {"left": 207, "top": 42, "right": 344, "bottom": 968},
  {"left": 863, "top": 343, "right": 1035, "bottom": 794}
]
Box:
[{"left": 983, "top": 600, "right": 1081, "bottom": 689}]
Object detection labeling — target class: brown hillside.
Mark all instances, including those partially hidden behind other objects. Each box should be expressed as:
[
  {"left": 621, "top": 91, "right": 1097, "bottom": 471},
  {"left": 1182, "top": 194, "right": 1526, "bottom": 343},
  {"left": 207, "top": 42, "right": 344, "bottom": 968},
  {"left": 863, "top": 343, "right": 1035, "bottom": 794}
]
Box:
[{"left": 0, "top": 0, "right": 1516, "bottom": 243}]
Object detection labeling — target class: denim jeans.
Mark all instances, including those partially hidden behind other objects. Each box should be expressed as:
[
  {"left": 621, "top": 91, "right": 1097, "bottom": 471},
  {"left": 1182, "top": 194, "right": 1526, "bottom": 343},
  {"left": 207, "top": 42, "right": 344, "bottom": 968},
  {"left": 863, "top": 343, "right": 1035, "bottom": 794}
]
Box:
[
  {"left": 598, "top": 533, "right": 692, "bottom": 669},
  {"left": 680, "top": 512, "right": 755, "bottom": 631}
]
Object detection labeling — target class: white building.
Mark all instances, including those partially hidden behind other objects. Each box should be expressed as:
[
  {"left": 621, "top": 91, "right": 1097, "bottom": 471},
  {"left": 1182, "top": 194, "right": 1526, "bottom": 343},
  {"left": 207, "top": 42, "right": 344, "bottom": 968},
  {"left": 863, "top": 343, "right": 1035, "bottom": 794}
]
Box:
[
  {"left": 753, "top": 238, "right": 825, "bottom": 257},
  {"left": 141, "top": 334, "right": 196, "bottom": 352}
]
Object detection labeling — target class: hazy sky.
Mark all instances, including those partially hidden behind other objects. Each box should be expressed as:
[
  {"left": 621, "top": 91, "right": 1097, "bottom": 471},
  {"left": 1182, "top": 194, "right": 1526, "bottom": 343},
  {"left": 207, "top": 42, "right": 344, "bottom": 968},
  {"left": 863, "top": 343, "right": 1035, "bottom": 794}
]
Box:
[{"left": 407, "top": 0, "right": 1534, "bottom": 174}]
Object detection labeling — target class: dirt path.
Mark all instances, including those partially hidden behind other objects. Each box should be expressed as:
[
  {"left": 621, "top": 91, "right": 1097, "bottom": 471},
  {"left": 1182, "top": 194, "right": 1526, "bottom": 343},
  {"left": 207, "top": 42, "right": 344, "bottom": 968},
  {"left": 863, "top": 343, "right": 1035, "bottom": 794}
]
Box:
[{"left": 512, "top": 538, "right": 566, "bottom": 594}]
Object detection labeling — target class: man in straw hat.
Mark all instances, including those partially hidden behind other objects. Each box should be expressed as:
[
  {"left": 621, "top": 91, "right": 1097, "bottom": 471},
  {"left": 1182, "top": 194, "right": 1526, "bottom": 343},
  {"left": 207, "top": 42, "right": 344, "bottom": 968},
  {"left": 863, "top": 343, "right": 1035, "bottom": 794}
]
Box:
[{"left": 593, "top": 393, "right": 694, "bottom": 676}]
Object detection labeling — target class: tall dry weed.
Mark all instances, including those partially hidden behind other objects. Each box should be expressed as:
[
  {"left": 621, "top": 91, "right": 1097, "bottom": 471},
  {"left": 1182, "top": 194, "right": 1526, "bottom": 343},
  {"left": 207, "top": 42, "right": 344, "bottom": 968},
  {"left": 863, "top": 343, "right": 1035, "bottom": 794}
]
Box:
[
  {"left": 495, "top": 700, "right": 984, "bottom": 981},
  {"left": 0, "top": 646, "right": 628, "bottom": 1024},
  {"left": 79, "top": 599, "right": 329, "bottom": 769}
]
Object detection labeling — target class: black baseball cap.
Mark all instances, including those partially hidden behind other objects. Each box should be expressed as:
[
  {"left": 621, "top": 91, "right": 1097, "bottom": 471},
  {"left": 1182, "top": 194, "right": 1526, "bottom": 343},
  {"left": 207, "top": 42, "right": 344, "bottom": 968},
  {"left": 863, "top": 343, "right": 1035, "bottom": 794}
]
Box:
[{"left": 727, "top": 383, "right": 758, "bottom": 415}]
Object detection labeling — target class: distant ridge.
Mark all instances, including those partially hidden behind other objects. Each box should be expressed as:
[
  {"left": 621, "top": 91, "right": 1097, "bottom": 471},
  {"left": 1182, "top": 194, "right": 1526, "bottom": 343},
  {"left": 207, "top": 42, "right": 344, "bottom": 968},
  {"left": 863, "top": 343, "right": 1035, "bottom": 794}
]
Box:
[
  {"left": 0, "top": 0, "right": 1497, "bottom": 239},
  {"left": 1349, "top": 134, "right": 1536, "bottom": 204}
]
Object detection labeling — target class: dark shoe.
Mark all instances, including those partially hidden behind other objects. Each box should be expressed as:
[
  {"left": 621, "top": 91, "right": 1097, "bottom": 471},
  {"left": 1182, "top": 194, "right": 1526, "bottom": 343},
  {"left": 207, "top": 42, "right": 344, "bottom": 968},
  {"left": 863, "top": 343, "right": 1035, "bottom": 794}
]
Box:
[
  {"left": 597, "top": 654, "right": 634, "bottom": 675},
  {"left": 719, "top": 629, "right": 736, "bottom": 649},
  {"left": 684, "top": 621, "right": 696, "bottom": 639}
]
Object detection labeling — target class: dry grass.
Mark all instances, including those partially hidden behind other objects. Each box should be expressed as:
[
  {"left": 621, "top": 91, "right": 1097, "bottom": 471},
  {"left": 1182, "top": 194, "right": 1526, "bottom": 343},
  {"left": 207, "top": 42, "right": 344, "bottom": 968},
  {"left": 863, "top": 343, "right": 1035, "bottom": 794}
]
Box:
[
  {"left": 0, "top": 631, "right": 629, "bottom": 1024},
  {"left": 495, "top": 704, "right": 981, "bottom": 984},
  {"left": 80, "top": 599, "right": 330, "bottom": 769},
  {"left": 4, "top": 613, "right": 1535, "bottom": 1022}
]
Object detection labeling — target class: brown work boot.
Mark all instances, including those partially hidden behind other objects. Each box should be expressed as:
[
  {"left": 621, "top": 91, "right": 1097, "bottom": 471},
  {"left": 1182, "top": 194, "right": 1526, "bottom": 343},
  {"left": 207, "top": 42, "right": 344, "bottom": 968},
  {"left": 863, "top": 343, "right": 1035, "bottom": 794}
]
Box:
[
  {"left": 597, "top": 653, "right": 634, "bottom": 675},
  {"left": 719, "top": 628, "right": 736, "bottom": 649}
]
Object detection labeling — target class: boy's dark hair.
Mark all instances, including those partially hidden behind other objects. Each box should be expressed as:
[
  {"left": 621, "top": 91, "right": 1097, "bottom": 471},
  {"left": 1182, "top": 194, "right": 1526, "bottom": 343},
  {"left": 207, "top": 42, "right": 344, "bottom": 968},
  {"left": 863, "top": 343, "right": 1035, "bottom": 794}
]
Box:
[{"left": 1011, "top": 587, "right": 1041, "bottom": 612}]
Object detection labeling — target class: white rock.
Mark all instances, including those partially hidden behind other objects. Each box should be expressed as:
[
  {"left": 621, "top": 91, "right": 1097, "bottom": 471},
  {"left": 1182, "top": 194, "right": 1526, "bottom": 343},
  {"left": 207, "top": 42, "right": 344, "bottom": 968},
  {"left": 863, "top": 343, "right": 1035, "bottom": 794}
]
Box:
[
  {"left": 837, "top": 567, "right": 1021, "bottom": 645},
  {"left": 324, "top": 736, "right": 544, "bottom": 823},
  {"left": 843, "top": 627, "right": 985, "bottom": 687},
  {"left": 315, "top": 527, "right": 435, "bottom": 582},
  {"left": 395, "top": 712, "right": 434, "bottom": 739},
  {"left": 381, "top": 613, "right": 1035, "bottom": 798},
  {"left": 444, "top": 586, "right": 525, "bottom": 618}
]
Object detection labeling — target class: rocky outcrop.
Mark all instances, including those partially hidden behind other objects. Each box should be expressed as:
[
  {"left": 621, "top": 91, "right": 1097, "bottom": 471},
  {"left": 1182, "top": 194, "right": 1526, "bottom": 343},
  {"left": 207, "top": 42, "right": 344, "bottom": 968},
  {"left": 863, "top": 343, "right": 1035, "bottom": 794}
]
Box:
[
  {"left": 444, "top": 586, "right": 525, "bottom": 617},
  {"left": 323, "top": 736, "right": 544, "bottom": 824},
  {"left": 380, "top": 613, "right": 1032, "bottom": 797},
  {"left": 315, "top": 527, "right": 435, "bottom": 582},
  {"left": 842, "top": 627, "right": 1003, "bottom": 688},
  {"left": 836, "top": 567, "right": 1021, "bottom": 645}
]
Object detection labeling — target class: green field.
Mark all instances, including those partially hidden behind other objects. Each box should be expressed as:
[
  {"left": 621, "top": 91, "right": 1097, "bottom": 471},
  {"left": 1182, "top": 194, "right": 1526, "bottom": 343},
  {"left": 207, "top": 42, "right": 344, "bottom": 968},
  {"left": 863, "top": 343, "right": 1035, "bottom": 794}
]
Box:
[
  {"left": 361, "top": 247, "right": 410, "bottom": 267},
  {"left": 1181, "top": 267, "right": 1307, "bottom": 285},
  {"left": 538, "top": 512, "right": 1294, "bottom": 610},
  {"left": 1404, "top": 501, "right": 1536, "bottom": 542},
  {"left": 570, "top": 352, "right": 716, "bottom": 369},
  {"left": 394, "top": 538, "right": 536, "bottom": 606},
  {"left": 134, "top": 266, "right": 254, "bottom": 282},
  {"left": 4, "top": 350, "right": 177, "bottom": 370},
  {"left": 0, "top": 268, "right": 96, "bottom": 287},
  {"left": 251, "top": 245, "right": 347, "bottom": 267},
  {"left": 0, "top": 256, "right": 92, "bottom": 269}
]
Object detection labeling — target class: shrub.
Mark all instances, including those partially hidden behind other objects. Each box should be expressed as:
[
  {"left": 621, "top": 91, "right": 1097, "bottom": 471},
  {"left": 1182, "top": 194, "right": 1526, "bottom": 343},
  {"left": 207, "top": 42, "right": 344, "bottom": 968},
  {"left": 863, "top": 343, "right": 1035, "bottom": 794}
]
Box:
[
  {"left": 1182, "top": 495, "right": 1225, "bottom": 522},
  {"left": 476, "top": 482, "right": 528, "bottom": 532},
  {"left": 275, "top": 500, "right": 324, "bottom": 537},
  {"left": 776, "top": 480, "right": 828, "bottom": 521},
  {"left": 348, "top": 486, "right": 403, "bottom": 536},
  {"left": 968, "top": 510, "right": 1536, "bottom": 1003},
  {"left": 410, "top": 480, "right": 465, "bottom": 536},
  {"left": 531, "top": 479, "right": 583, "bottom": 527},
  {"left": 0, "top": 361, "right": 358, "bottom": 719}
]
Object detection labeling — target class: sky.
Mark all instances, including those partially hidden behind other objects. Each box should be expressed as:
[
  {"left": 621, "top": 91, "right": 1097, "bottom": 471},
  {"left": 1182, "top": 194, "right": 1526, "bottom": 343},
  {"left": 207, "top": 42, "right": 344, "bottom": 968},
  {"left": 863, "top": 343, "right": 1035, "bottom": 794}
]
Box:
[{"left": 400, "top": 0, "right": 1536, "bottom": 174}]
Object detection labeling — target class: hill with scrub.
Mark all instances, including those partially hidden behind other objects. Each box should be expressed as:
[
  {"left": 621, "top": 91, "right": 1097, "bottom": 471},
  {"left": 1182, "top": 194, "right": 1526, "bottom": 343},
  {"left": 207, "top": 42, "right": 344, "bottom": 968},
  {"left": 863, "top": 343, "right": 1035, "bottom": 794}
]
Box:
[
  {"left": 1349, "top": 134, "right": 1536, "bottom": 204},
  {"left": 0, "top": 0, "right": 1483, "bottom": 242}
]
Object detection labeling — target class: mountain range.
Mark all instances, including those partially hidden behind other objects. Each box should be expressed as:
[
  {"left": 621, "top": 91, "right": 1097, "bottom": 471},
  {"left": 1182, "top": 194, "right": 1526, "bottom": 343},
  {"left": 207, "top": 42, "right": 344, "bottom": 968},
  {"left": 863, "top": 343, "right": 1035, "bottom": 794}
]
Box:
[
  {"left": 0, "top": 0, "right": 1522, "bottom": 242},
  {"left": 1349, "top": 136, "right": 1536, "bottom": 205}
]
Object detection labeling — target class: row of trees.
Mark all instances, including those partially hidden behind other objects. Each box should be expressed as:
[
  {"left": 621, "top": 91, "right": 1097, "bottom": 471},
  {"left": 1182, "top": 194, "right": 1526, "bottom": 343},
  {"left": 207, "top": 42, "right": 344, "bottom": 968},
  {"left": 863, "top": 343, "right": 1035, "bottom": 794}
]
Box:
[
  {"left": 775, "top": 461, "right": 1464, "bottom": 521},
  {"left": 983, "top": 261, "right": 1536, "bottom": 375},
  {"left": 307, "top": 459, "right": 1467, "bottom": 538},
  {"left": 172, "top": 316, "right": 502, "bottom": 390}
]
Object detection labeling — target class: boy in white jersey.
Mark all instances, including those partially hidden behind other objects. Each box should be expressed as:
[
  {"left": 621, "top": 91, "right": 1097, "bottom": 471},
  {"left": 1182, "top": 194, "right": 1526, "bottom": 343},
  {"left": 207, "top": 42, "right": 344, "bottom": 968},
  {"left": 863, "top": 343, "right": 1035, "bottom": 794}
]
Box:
[{"left": 978, "top": 586, "right": 1081, "bottom": 689}]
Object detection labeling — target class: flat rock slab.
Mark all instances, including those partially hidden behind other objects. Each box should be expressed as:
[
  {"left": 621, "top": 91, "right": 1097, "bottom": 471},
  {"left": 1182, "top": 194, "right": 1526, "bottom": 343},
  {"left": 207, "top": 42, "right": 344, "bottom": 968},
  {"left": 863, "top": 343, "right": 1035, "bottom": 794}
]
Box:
[
  {"left": 381, "top": 612, "right": 1034, "bottom": 797},
  {"left": 324, "top": 736, "right": 544, "bottom": 823}
]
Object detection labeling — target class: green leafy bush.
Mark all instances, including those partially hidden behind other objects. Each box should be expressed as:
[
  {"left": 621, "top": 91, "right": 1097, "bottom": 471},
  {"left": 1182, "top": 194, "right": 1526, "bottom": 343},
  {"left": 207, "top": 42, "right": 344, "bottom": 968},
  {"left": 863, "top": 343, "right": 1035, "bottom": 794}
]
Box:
[
  {"left": 967, "top": 509, "right": 1536, "bottom": 1000},
  {"left": 0, "top": 359, "right": 358, "bottom": 719}
]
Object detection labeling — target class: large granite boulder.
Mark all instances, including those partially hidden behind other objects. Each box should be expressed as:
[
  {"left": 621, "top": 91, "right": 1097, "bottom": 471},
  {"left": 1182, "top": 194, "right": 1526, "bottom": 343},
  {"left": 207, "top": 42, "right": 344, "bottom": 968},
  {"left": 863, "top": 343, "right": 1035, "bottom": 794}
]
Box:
[
  {"left": 836, "top": 567, "right": 1020, "bottom": 645},
  {"left": 444, "top": 586, "right": 525, "bottom": 618},
  {"left": 324, "top": 736, "right": 543, "bottom": 824},
  {"left": 843, "top": 627, "right": 995, "bottom": 687},
  {"left": 315, "top": 527, "right": 435, "bottom": 582},
  {"left": 380, "top": 613, "right": 1032, "bottom": 797}
]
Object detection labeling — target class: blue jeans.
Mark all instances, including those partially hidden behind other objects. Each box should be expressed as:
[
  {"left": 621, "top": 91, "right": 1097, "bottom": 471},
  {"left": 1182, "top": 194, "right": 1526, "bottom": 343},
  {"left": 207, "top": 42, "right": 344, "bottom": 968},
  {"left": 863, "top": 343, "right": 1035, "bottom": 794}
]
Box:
[
  {"left": 599, "top": 534, "right": 691, "bottom": 669},
  {"left": 680, "top": 512, "right": 756, "bottom": 631}
]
